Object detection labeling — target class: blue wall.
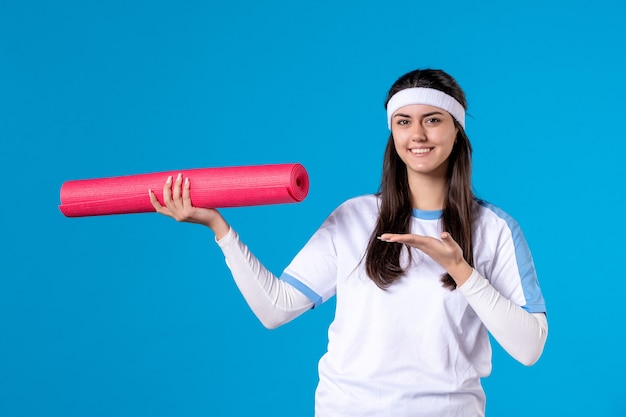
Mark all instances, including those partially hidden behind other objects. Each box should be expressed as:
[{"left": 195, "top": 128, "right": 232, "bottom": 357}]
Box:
[{"left": 1, "top": 0, "right": 625, "bottom": 415}]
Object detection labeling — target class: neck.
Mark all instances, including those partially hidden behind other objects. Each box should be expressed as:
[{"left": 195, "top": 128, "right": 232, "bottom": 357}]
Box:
[{"left": 407, "top": 172, "right": 447, "bottom": 211}]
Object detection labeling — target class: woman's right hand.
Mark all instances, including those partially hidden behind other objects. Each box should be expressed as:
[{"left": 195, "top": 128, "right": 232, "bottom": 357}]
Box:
[{"left": 149, "top": 173, "right": 230, "bottom": 239}]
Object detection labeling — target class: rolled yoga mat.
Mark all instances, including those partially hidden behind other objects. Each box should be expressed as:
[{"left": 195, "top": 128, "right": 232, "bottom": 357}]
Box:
[{"left": 59, "top": 163, "right": 309, "bottom": 217}]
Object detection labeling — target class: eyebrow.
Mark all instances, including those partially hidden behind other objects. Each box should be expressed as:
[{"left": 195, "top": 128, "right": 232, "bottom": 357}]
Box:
[{"left": 393, "top": 111, "right": 446, "bottom": 119}]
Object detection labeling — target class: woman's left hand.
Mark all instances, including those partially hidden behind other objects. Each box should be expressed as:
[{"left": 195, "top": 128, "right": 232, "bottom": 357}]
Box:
[{"left": 379, "top": 232, "right": 473, "bottom": 286}]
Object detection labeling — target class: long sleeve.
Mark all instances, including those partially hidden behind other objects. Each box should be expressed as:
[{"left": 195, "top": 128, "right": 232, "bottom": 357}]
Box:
[
  {"left": 458, "top": 269, "right": 548, "bottom": 366},
  {"left": 216, "top": 228, "right": 314, "bottom": 329}
]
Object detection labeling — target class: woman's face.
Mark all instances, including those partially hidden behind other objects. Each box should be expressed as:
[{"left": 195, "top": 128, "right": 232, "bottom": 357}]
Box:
[{"left": 391, "top": 104, "right": 458, "bottom": 179}]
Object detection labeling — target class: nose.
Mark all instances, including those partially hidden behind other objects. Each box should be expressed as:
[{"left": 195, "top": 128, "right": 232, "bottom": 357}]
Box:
[{"left": 410, "top": 122, "right": 426, "bottom": 141}]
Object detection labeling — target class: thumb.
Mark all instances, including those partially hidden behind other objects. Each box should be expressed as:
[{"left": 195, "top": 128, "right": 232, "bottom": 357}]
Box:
[{"left": 440, "top": 232, "right": 457, "bottom": 248}]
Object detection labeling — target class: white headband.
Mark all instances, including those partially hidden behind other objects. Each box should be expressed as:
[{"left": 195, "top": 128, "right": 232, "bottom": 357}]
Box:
[{"left": 386, "top": 87, "right": 465, "bottom": 129}]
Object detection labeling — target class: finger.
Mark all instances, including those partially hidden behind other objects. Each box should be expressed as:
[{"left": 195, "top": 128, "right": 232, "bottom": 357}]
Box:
[
  {"left": 149, "top": 189, "right": 171, "bottom": 216},
  {"left": 379, "top": 233, "right": 429, "bottom": 248},
  {"left": 172, "top": 173, "right": 183, "bottom": 203},
  {"left": 149, "top": 189, "right": 162, "bottom": 209},
  {"left": 380, "top": 233, "right": 434, "bottom": 252},
  {"left": 378, "top": 233, "right": 402, "bottom": 243},
  {"left": 379, "top": 233, "right": 408, "bottom": 243},
  {"left": 378, "top": 233, "right": 391, "bottom": 242},
  {"left": 182, "top": 176, "right": 193, "bottom": 209},
  {"left": 162, "top": 175, "right": 174, "bottom": 205},
  {"left": 440, "top": 232, "right": 453, "bottom": 247},
  {"left": 440, "top": 232, "right": 461, "bottom": 249}
]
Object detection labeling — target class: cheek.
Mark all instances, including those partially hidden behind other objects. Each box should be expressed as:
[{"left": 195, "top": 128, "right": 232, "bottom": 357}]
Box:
[
  {"left": 443, "top": 140, "right": 460, "bottom": 163},
  {"left": 390, "top": 137, "right": 408, "bottom": 164},
  {"left": 441, "top": 131, "right": 458, "bottom": 151}
]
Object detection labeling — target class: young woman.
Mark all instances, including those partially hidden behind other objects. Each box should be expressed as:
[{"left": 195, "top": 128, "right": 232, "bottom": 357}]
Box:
[{"left": 149, "top": 69, "right": 548, "bottom": 417}]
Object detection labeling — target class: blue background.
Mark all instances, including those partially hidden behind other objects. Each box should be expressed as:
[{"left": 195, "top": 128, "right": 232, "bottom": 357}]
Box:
[{"left": 1, "top": 0, "right": 625, "bottom": 415}]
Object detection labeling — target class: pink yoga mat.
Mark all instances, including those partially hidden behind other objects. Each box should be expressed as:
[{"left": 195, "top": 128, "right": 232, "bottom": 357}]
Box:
[{"left": 59, "top": 163, "right": 309, "bottom": 217}]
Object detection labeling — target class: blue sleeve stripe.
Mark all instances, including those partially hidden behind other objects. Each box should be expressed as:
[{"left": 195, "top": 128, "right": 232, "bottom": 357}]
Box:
[
  {"left": 279, "top": 272, "right": 323, "bottom": 308},
  {"left": 478, "top": 201, "right": 547, "bottom": 313},
  {"left": 523, "top": 304, "right": 547, "bottom": 314}
]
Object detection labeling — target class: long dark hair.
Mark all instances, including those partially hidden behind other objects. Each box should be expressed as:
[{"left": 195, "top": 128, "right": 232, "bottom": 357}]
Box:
[{"left": 365, "top": 69, "right": 476, "bottom": 290}]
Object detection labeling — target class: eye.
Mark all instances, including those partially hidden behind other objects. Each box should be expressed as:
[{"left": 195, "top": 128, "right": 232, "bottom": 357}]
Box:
[
  {"left": 425, "top": 117, "right": 441, "bottom": 124},
  {"left": 396, "top": 119, "right": 409, "bottom": 126}
]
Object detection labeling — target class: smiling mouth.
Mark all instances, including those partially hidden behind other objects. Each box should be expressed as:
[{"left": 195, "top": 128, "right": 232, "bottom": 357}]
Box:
[{"left": 410, "top": 148, "right": 433, "bottom": 155}]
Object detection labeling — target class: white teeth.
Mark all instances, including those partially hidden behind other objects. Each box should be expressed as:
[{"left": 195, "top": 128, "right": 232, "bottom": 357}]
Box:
[{"left": 411, "top": 148, "right": 432, "bottom": 154}]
